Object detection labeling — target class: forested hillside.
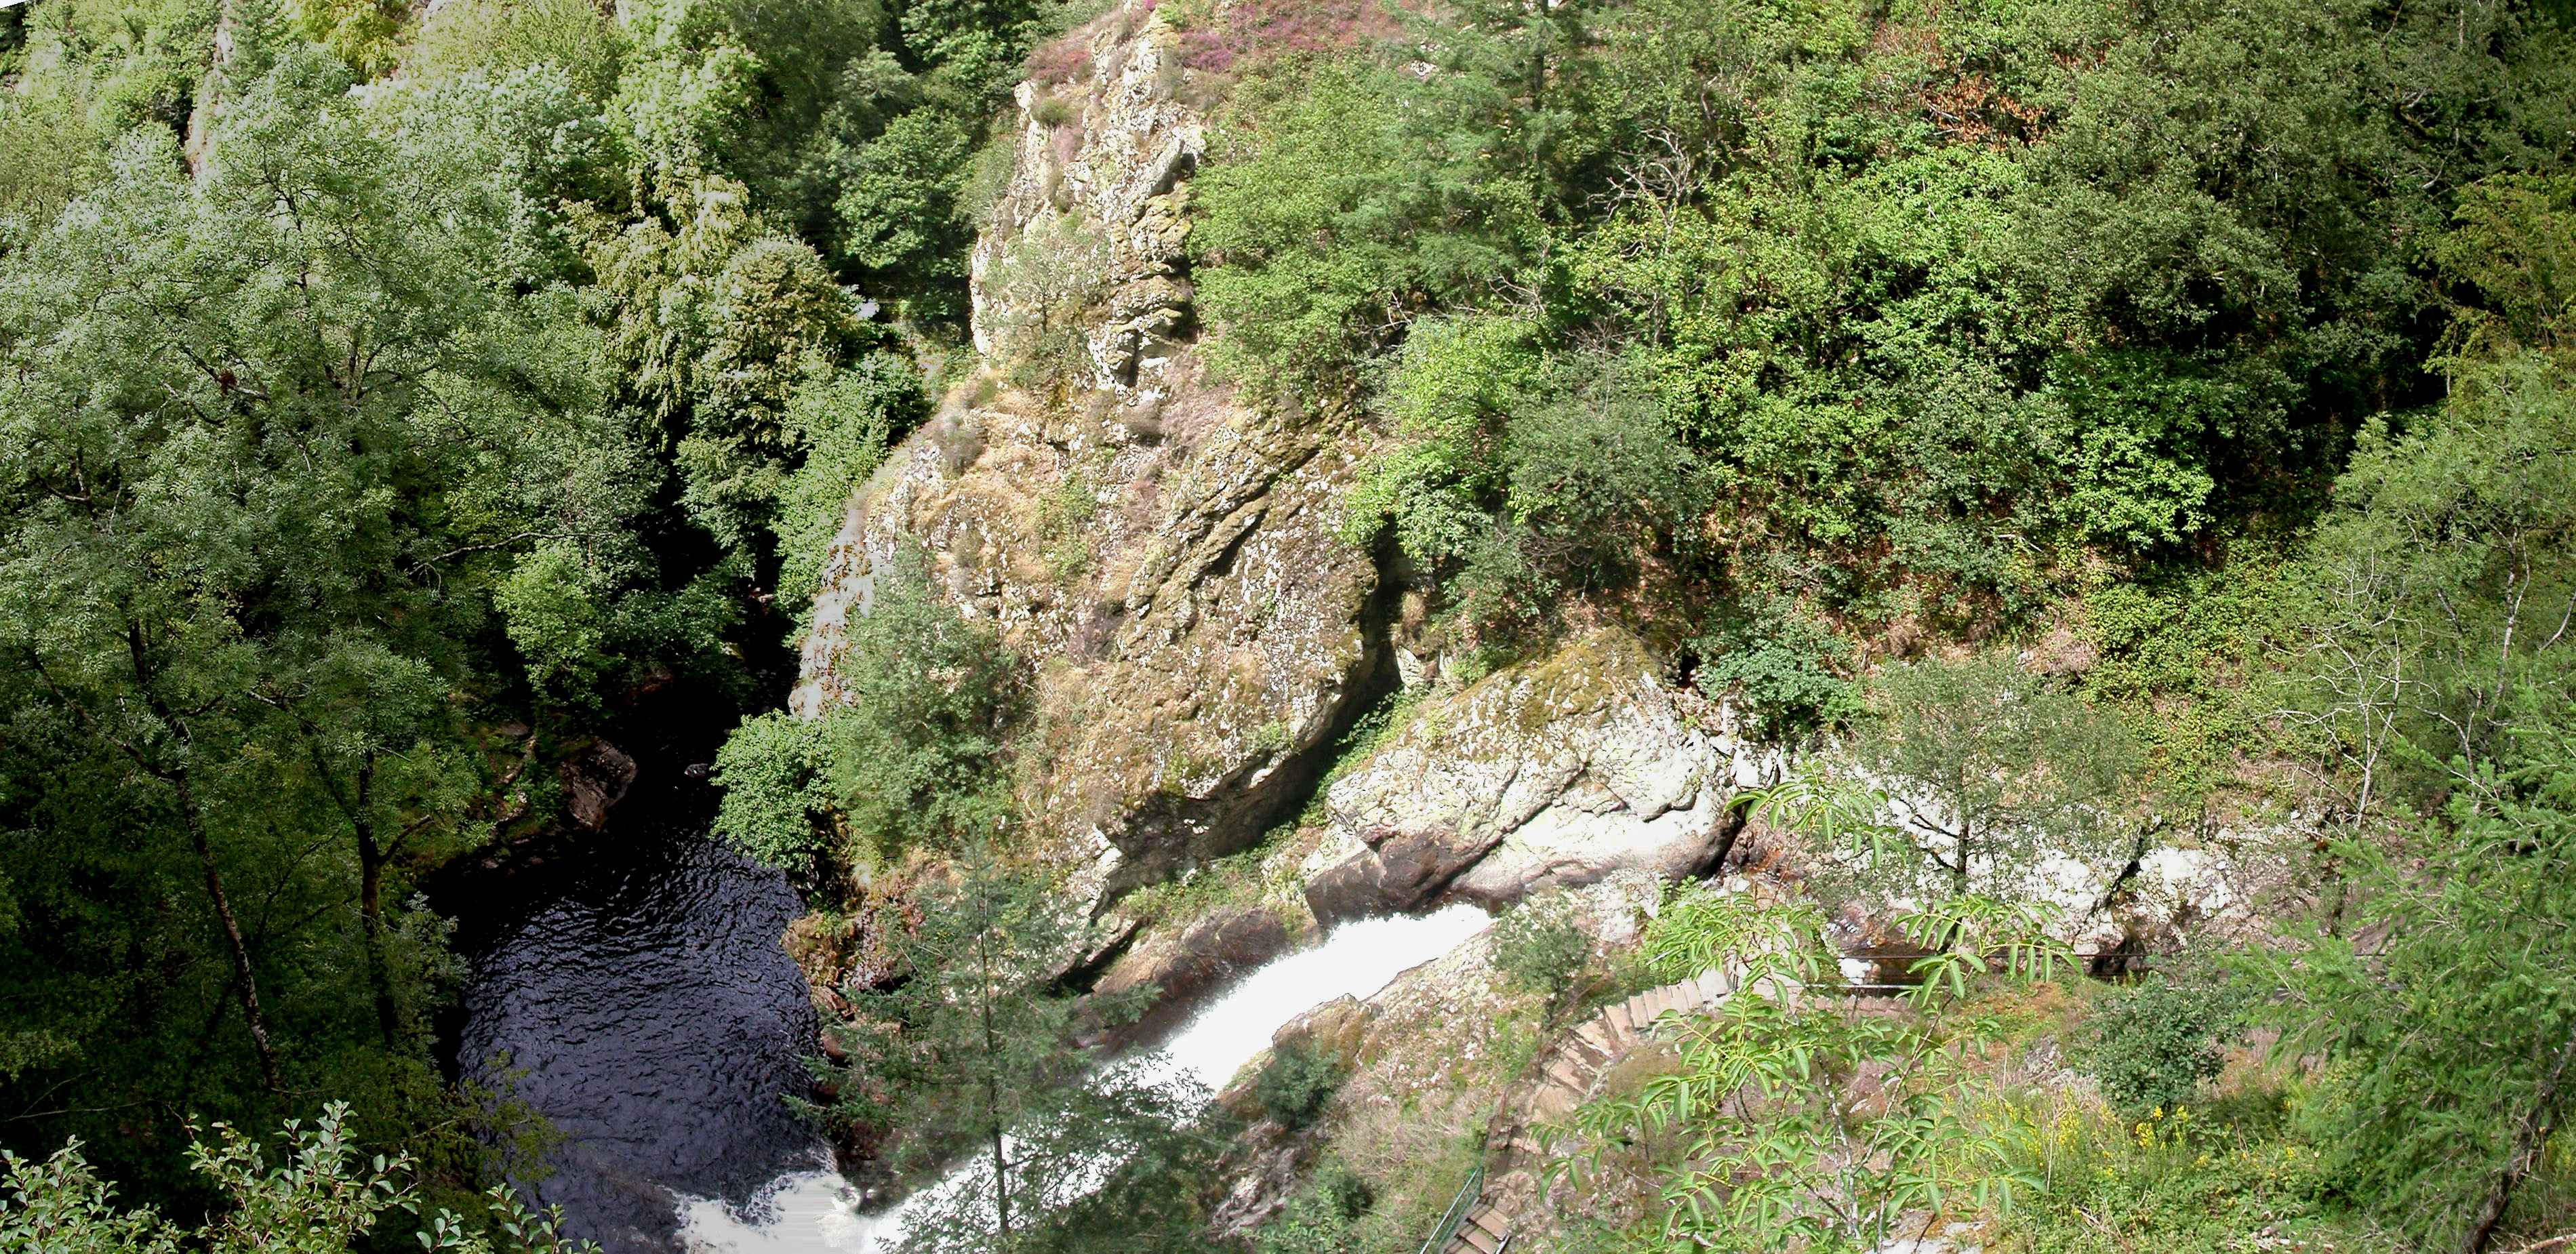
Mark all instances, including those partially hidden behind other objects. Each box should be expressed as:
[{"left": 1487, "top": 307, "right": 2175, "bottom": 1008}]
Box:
[{"left": 0, "top": 0, "right": 2571, "bottom": 1250}]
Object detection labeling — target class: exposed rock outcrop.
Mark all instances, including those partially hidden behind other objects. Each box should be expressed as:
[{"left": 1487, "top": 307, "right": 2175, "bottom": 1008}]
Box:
[
  {"left": 1302, "top": 630, "right": 1773, "bottom": 925},
  {"left": 557, "top": 740, "right": 638, "bottom": 832},
  {"left": 793, "top": 2, "right": 1390, "bottom": 897}
]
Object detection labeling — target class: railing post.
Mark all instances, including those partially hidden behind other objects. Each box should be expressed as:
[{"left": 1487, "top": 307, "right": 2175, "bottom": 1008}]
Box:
[{"left": 1418, "top": 1160, "right": 1485, "bottom": 1254}]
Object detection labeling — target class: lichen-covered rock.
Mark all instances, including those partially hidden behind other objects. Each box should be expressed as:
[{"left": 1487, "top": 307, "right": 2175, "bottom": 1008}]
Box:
[
  {"left": 1303, "top": 630, "right": 1773, "bottom": 925},
  {"left": 792, "top": 1, "right": 1388, "bottom": 899},
  {"left": 971, "top": 3, "right": 1202, "bottom": 397}
]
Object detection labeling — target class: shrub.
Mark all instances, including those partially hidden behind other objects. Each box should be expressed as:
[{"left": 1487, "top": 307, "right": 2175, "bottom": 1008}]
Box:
[
  {"left": 1254, "top": 1041, "right": 1345, "bottom": 1130},
  {"left": 773, "top": 353, "right": 925, "bottom": 609},
  {"left": 710, "top": 710, "right": 843, "bottom": 873},
  {"left": 820, "top": 542, "right": 1024, "bottom": 863},
  {"left": 1255, "top": 1161, "right": 1371, "bottom": 1254},
  {"left": 1693, "top": 599, "right": 1859, "bottom": 744},
  {"left": 1491, "top": 894, "right": 1590, "bottom": 1003},
  {"left": 2085, "top": 970, "right": 2247, "bottom": 1116}
]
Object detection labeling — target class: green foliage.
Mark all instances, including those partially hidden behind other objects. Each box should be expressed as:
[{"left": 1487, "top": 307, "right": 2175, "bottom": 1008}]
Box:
[
  {"left": 716, "top": 540, "right": 1021, "bottom": 872},
  {"left": 2281, "top": 702, "right": 2576, "bottom": 1251},
  {"left": 2085, "top": 970, "right": 2247, "bottom": 1118},
  {"left": 679, "top": 233, "right": 878, "bottom": 550},
  {"left": 1190, "top": 0, "right": 2576, "bottom": 642},
  {"left": 407, "top": 0, "right": 627, "bottom": 100},
  {"left": 1253, "top": 1162, "right": 1371, "bottom": 1254},
  {"left": 1340, "top": 315, "right": 1542, "bottom": 560},
  {"left": 2082, "top": 561, "right": 2299, "bottom": 799},
  {"left": 817, "top": 542, "right": 1023, "bottom": 863},
  {"left": 1341, "top": 319, "right": 1705, "bottom": 636},
  {"left": 1492, "top": 893, "right": 1592, "bottom": 1003},
  {"left": 710, "top": 710, "right": 845, "bottom": 872},
  {"left": 1847, "top": 654, "right": 2141, "bottom": 899},
  {"left": 1979, "top": 1089, "right": 2364, "bottom": 1254},
  {"left": 1252, "top": 1040, "right": 1345, "bottom": 1131},
  {"left": 2296, "top": 348, "right": 2576, "bottom": 817},
  {"left": 2438, "top": 174, "right": 2576, "bottom": 355},
  {"left": 1192, "top": 60, "right": 1533, "bottom": 397},
  {"left": 2274, "top": 212, "right": 2576, "bottom": 1245},
  {"left": 1, "top": 1104, "right": 598, "bottom": 1253},
  {"left": 0, "top": 0, "right": 1049, "bottom": 1221},
  {"left": 810, "top": 854, "right": 1223, "bottom": 1254},
  {"left": 1638, "top": 880, "right": 1833, "bottom": 988},
  {"left": 982, "top": 212, "right": 1112, "bottom": 383},
  {"left": 775, "top": 353, "right": 922, "bottom": 606},
  {"left": 1691, "top": 599, "right": 1859, "bottom": 743},
  {"left": 0, "top": 45, "right": 709, "bottom": 1186},
  {"left": 1, "top": 1140, "right": 183, "bottom": 1253},
  {"left": 610, "top": 0, "right": 882, "bottom": 209},
  {"left": 1557, "top": 894, "right": 2071, "bottom": 1253}
]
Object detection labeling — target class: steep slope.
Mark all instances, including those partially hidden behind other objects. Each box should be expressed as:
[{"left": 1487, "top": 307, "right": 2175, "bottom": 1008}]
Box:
[{"left": 794, "top": 2, "right": 1390, "bottom": 899}]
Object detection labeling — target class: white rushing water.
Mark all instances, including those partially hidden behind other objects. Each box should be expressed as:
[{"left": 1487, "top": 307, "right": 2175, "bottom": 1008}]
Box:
[{"left": 677, "top": 903, "right": 1496, "bottom": 1252}]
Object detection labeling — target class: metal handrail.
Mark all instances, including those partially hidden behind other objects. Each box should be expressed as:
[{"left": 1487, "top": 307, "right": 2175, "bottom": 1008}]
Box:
[{"left": 1418, "top": 1159, "right": 1485, "bottom": 1254}]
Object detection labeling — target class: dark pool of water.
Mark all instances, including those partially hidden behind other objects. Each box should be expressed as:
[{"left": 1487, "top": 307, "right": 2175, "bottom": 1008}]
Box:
[{"left": 454, "top": 826, "right": 822, "bottom": 1252}]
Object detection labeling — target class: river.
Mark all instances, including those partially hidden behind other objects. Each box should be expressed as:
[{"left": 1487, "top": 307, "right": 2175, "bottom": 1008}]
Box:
[{"left": 451, "top": 706, "right": 1492, "bottom": 1252}]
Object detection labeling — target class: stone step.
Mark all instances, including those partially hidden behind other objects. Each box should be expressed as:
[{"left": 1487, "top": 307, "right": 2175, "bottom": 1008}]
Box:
[
  {"left": 1574, "top": 1021, "right": 1615, "bottom": 1057},
  {"left": 1606, "top": 1002, "right": 1636, "bottom": 1038},
  {"left": 1453, "top": 1212, "right": 1502, "bottom": 1254},
  {"left": 1636, "top": 992, "right": 1670, "bottom": 1028},
  {"left": 1542, "top": 1057, "right": 1589, "bottom": 1093},
  {"left": 1533, "top": 1085, "right": 1577, "bottom": 1119},
  {"left": 1564, "top": 1033, "right": 1612, "bottom": 1069}
]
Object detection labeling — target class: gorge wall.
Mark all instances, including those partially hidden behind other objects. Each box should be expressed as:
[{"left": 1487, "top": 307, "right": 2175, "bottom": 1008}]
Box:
[{"left": 788, "top": 2, "right": 1752, "bottom": 918}]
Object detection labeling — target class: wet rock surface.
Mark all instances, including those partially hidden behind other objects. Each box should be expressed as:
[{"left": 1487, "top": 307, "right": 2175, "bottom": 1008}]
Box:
[{"left": 1095, "top": 904, "right": 1295, "bottom": 1047}]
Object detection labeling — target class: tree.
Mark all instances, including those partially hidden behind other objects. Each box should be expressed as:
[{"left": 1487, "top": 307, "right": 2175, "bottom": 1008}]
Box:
[
  {"left": 807, "top": 854, "right": 1224, "bottom": 1254},
  {"left": 2280, "top": 237, "right": 2576, "bottom": 1249},
  {"left": 815, "top": 542, "right": 1024, "bottom": 866},
  {"left": 2286, "top": 697, "right": 2576, "bottom": 1253},
  {"left": 1844, "top": 654, "right": 2140, "bottom": 901},
  {"left": 0, "top": 41, "right": 680, "bottom": 1178}
]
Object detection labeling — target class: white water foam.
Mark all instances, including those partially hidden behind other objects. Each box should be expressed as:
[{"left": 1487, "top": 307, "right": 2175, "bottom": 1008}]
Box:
[{"left": 677, "top": 903, "right": 1495, "bottom": 1252}]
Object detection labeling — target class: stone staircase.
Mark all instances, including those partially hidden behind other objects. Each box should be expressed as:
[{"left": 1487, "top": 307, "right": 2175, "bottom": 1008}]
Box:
[{"left": 1434, "top": 969, "right": 1910, "bottom": 1254}]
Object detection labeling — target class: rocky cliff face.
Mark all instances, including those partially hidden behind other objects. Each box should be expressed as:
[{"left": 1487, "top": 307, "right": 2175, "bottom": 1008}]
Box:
[{"left": 794, "top": 2, "right": 1390, "bottom": 900}]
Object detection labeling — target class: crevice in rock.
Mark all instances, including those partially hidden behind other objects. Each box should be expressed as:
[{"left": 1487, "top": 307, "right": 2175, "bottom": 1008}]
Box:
[{"left": 1102, "top": 532, "right": 1409, "bottom": 904}]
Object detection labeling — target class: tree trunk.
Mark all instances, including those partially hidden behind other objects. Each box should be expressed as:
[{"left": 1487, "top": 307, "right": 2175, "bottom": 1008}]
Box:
[
  {"left": 2462, "top": 1026, "right": 2576, "bottom": 1253},
  {"left": 302, "top": 741, "right": 402, "bottom": 1049},
  {"left": 356, "top": 814, "right": 401, "bottom": 1049},
  {"left": 348, "top": 760, "right": 402, "bottom": 1049},
  {"left": 180, "top": 779, "right": 284, "bottom": 1093},
  {"left": 978, "top": 889, "right": 1011, "bottom": 1242}
]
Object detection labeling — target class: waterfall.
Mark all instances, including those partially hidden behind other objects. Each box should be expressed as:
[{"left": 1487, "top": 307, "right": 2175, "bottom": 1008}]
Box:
[{"left": 677, "top": 904, "right": 1497, "bottom": 1252}]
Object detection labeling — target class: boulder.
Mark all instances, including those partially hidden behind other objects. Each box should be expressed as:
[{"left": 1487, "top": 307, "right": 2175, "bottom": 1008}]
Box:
[
  {"left": 557, "top": 740, "right": 637, "bottom": 832},
  {"left": 1304, "top": 631, "right": 1767, "bottom": 925}
]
